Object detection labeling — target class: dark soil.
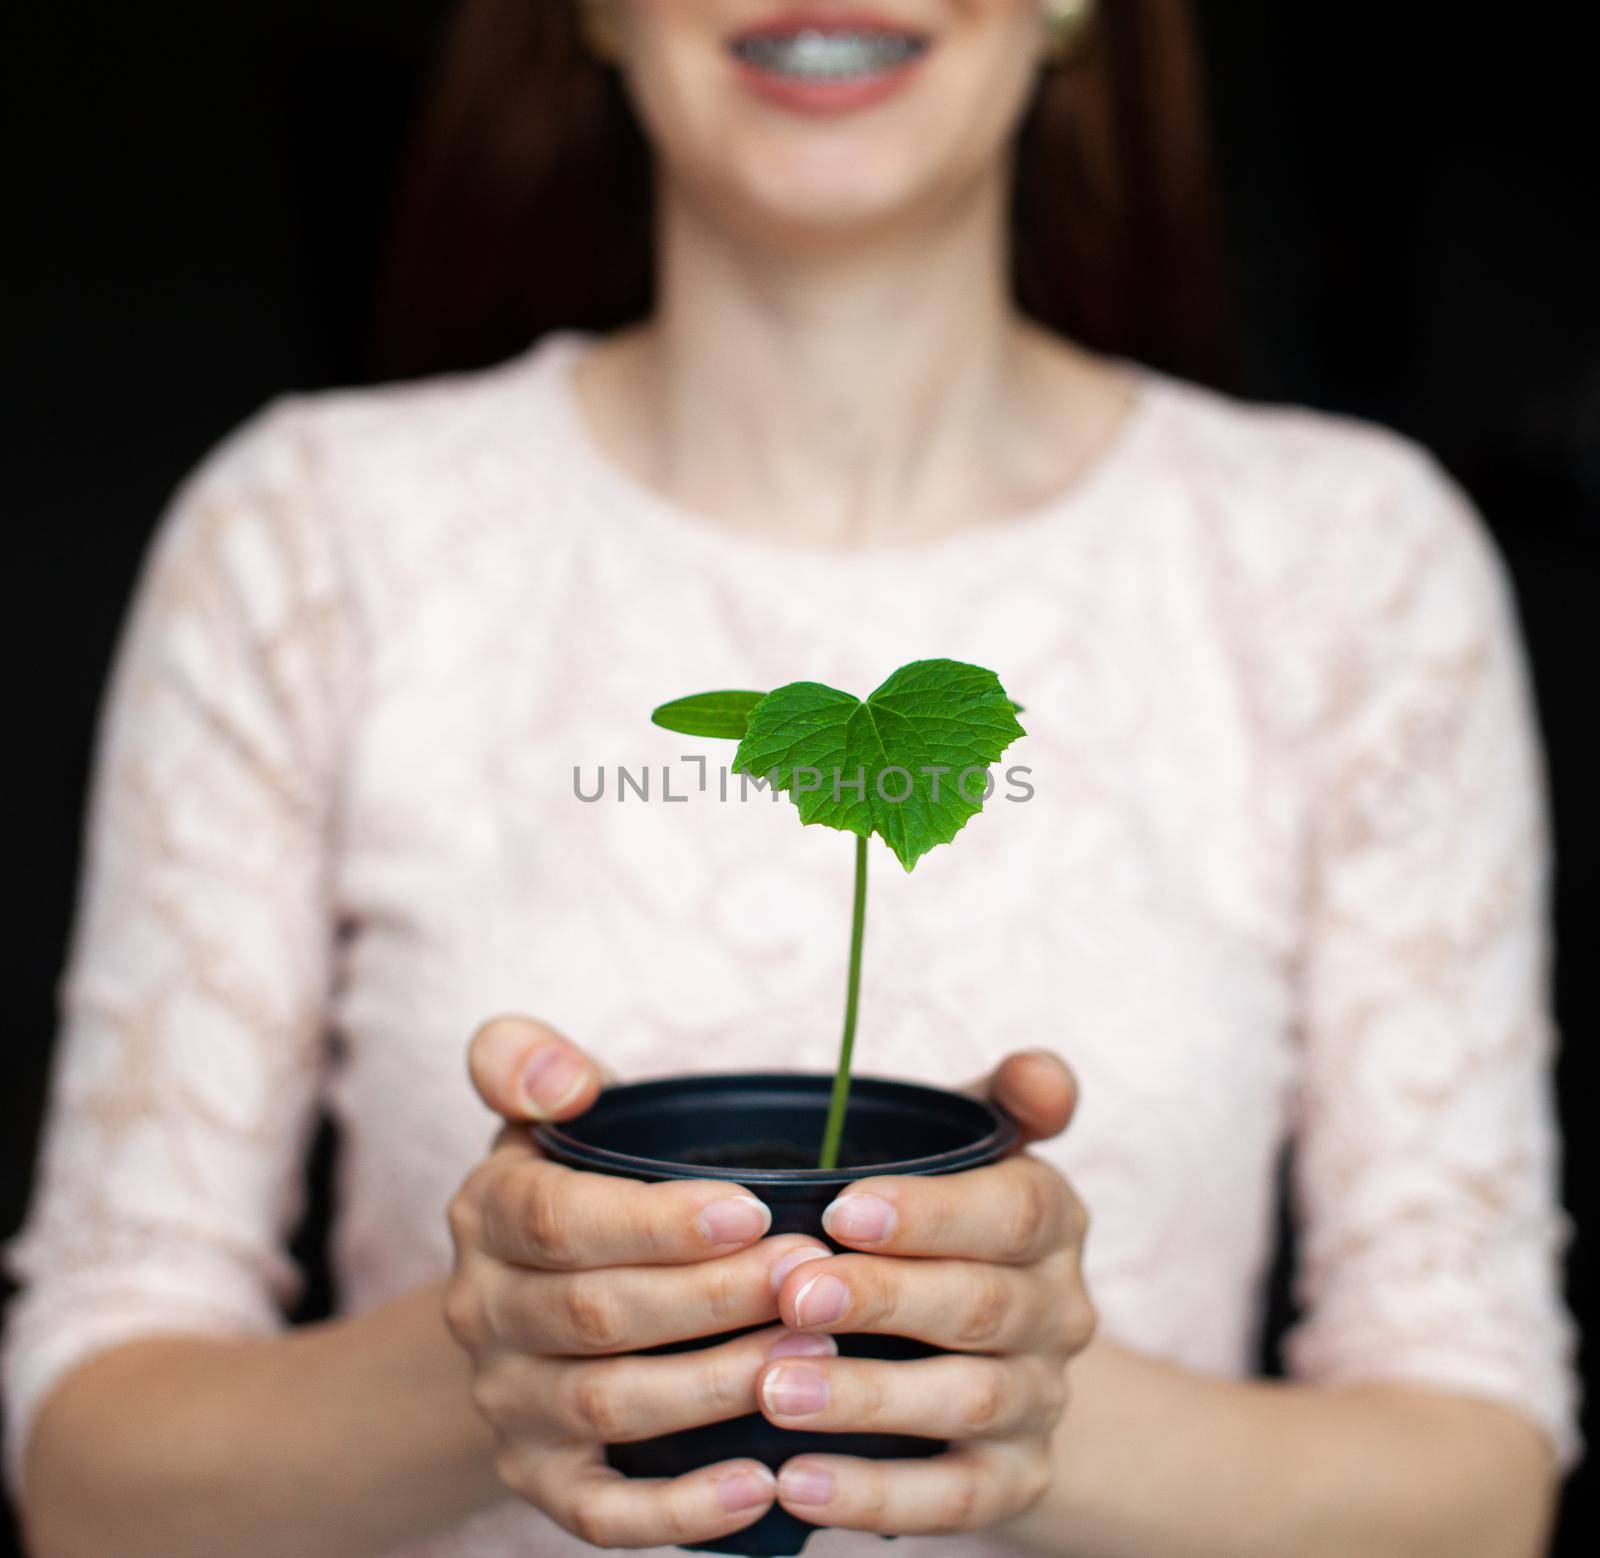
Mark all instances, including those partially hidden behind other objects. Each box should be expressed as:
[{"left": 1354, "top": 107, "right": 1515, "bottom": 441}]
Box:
[{"left": 677, "top": 1139, "right": 896, "bottom": 1171}]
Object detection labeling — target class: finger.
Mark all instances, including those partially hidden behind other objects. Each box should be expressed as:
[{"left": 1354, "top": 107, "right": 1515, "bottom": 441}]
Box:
[
  {"left": 536, "top": 1327, "right": 837, "bottom": 1443},
  {"left": 774, "top": 1439, "right": 1050, "bottom": 1534},
  {"left": 468, "top": 1015, "right": 604, "bottom": 1123},
  {"left": 523, "top": 1444, "right": 778, "bottom": 1549},
  {"left": 967, "top": 1050, "right": 1078, "bottom": 1145},
  {"left": 479, "top": 1153, "right": 777, "bottom": 1269},
  {"left": 820, "top": 1154, "right": 1085, "bottom": 1263},
  {"left": 777, "top": 1252, "right": 1088, "bottom": 1354},
  {"left": 757, "top": 1350, "right": 1064, "bottom": 1440},
  {"left": 496, "top": 1235, "right": 831, "bottom": 1355}
]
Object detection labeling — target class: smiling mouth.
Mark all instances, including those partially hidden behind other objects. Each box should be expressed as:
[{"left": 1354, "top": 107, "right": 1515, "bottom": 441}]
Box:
[{"left": 729, "top": 27, "right": 931, "bottom": 81}]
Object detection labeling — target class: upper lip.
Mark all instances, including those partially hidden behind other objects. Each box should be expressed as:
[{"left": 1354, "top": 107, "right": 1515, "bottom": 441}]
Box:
[{"left": 729, "top": 9, "right": 931, "bottom": 43}]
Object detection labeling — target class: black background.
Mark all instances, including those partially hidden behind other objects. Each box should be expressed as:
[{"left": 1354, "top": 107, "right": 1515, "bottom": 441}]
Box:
[{"left": 3, "top": 3, "right": 1595, "bottom": 1553}]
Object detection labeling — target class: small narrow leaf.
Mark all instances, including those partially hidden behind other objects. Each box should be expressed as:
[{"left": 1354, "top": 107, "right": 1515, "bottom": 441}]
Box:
[
  {"left": 650, "top": 690, "right": 768, "bottom": 740},
  {"left": 732, "top": 659, "right": 1025, "bottom": 871}
]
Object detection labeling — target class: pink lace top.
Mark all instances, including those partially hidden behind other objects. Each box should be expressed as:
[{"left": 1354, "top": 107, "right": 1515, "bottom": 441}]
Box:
[{"left": 4, "top": 333, "right": 1580, "bottom": 1555}]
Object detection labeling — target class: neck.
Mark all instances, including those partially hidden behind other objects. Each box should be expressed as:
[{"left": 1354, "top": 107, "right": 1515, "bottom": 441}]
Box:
[{"left": 603, "top": 169, "right": 1053, "bottom": 546}]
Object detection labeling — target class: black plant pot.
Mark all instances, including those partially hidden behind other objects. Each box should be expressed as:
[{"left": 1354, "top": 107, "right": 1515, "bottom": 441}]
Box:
[{"left": 532, "top": 1072, "right": 1019, "bottom": 1557}]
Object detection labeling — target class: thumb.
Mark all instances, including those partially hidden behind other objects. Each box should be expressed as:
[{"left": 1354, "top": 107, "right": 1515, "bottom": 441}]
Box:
[
  {"left": 966, "top": 1048, "right": 1078, "bottom": 1146},
  {"left": 467, "top": 1015, "right": 605, "bottom": 1123}
]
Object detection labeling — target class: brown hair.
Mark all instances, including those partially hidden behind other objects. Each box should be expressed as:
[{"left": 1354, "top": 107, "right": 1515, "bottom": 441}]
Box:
[{"left": 373, "top": 0, "right": 1231, "bottom": 386}]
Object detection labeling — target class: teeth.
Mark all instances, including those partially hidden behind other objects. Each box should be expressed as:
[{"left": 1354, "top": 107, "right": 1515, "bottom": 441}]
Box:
[{"left": 732, "top": 29, "right": 927, "bottom": 79}]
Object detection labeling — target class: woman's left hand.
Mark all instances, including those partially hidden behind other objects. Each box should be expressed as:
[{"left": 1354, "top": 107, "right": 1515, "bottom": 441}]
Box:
[{"left": 761, "top": 1049, "right": 1094, "bottom": 1535}]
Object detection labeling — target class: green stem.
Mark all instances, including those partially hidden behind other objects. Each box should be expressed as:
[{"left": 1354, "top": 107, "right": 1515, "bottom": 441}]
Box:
[{"left": 819, "top": 832, "right": 868, "bottom": 1170}]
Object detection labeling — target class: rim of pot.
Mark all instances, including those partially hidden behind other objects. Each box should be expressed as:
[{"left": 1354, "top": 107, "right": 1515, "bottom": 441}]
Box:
[{"left": 531, "top": 1071, "right": 1020, "bottom": 1185}]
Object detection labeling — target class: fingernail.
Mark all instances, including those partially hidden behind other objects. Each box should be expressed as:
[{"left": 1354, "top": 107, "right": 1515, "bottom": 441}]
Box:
[
  {"left": 769, "top": 1245, "right": 829, "bottom": 1293},
  {"left": 717, "top": 1466, "right": 775, "bottom": 1513},
  {"left": 821, "top": 1192, "right": 896, "bottom": 1244},
  {"left": 778, "top": 1462, "right": 835, "bottom": 1506},
  {"left": 767, "top": 1331, "right": 837, "bottom": 1360},
  {"left": 762, "top": 1362, "right": 829, "bottom": 1418},
  {"left": 699, "top": 1196, "right": 771, "bottom": 1246},
  {"left": 521, "top": 1046, "right": 586, "bottom": 1117},
  {"left": 792, "top": 1272, "right": 850, "bottom": 1328}
]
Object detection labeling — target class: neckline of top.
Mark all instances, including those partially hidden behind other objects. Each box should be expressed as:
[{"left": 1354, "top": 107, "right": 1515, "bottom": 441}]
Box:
[{"left": 522, "top": 327, "right": 1165, "bottom": 570}]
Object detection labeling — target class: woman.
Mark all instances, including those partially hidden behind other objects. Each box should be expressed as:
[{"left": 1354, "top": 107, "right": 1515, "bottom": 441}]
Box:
[{"left": 3, "top": 2, "right": 1578, "bottom": 1555}]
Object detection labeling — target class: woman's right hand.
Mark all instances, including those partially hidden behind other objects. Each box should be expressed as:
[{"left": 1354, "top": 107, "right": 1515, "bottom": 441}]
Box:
[{"left": 444, "top": 1016, "right": 834, "bottom": 1549}]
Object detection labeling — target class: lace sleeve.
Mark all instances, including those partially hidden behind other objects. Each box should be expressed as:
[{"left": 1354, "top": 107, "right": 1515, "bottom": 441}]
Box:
[
  {"left": 1282, "top": 446, "right": 1581, "bottom": 1466},
  {"left": 1, "top": 401, "right": 354, "bottom": 1493}
]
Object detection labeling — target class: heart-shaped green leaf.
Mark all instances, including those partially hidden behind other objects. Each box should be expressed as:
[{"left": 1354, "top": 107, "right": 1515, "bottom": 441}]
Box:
[
  {"left": 731, "top": 659, "right": 1025, "bottom": 870},
  {"left": 650, "top": 690, "right": 767, "bottom": 739}
]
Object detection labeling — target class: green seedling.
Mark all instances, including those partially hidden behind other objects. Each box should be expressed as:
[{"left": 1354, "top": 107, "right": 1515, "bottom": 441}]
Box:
[{"left": 652, "top": 659, "right": 1026, "bottom": 1168}]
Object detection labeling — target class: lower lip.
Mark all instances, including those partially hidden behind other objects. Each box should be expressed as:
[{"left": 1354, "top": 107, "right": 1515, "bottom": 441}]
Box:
[{"left": 730, "top": 46, "right": 930, "bottom": 115}]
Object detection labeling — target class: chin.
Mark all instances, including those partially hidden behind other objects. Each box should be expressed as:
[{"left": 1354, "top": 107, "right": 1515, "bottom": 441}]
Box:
[
  {"left": 722, "top": 138, "right": 937, "bottom": 236},
  {"left": 666, "top": 89, "right": 1003, "bottom": 251}
]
